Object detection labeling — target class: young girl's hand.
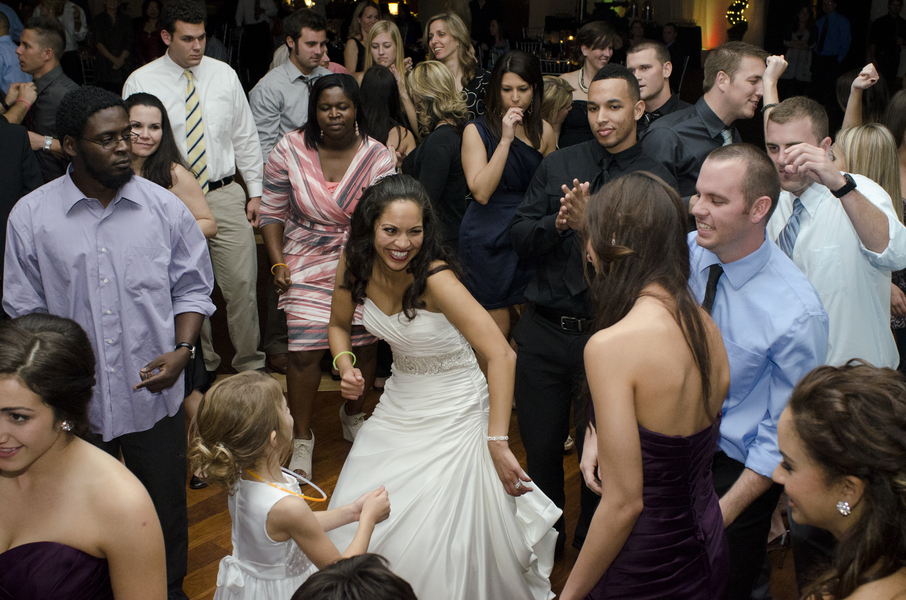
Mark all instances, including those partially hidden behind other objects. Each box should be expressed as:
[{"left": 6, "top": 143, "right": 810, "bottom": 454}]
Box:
[
  {"left": 340, "top": 367, "right": 366, "bottom": 399},
  {"left": 361, "top": 485, "right": 391, "bottom": 525}
]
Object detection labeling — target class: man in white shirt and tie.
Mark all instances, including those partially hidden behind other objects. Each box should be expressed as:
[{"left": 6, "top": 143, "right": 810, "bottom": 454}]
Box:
[
  {"left": 124, "top": 0, "right": 266, "bottom": 376},
  {"left": 764, "top": 94, "right": 906, "bottom": 595}
]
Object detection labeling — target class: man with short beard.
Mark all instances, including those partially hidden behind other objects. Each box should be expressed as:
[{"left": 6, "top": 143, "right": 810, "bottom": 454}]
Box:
[{"left": 3, "top": 86, "right": 215, "bottom": 600}]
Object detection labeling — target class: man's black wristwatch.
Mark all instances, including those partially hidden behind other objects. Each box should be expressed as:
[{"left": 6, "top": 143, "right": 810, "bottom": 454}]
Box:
[
  {"left": 175, "top": 342, "right": 195, "bottom": 359},
  {"left": 831, "top": 173, "right": 857, "bottom": 198}
]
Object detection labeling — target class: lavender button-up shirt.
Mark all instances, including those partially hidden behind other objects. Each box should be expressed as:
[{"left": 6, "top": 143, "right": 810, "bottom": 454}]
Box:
[{"left": 3, "top": 172, "right": 215, "bottom": 441}]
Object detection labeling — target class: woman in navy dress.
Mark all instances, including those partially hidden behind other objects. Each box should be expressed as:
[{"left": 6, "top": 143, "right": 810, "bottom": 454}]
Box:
[
  {"left": 560, "top": 173, "right": 730, "bottom": 600},
  {"left": 460, "top": 50, "right": 555, "bottom": 346}
]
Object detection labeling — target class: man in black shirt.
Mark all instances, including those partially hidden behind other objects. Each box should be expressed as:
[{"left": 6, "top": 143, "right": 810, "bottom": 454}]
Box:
[
  {"left": 869, "top": 0, "right": 906, "bottom": 90},
  {"left": 510, "top": 63, "right": 676, "bottom": 552},
  {"left": 642, "top": 42, "right": 772, "bottom": 203},
  {"left": 626, "top": 40, "right": 690, "bottom": 138}
]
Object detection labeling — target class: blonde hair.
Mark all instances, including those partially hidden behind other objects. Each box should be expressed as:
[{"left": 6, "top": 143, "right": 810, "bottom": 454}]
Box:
[
  {"left": 187, "top": 371, "right": 292, "bottom": 492},
  {"left": 542, "top": 75, "right": 574, "bottom": 124},
  {"left": 363, "top": 20, "right": 405, "bottom": 75},
  {"left": 425, "top": 13, "right": 476, "bottom": 89},
  {"left": 348, "top": 1, "right": 378, "bottom": 40},
  {"left": 835, "top": 124, "right": 904, "bottom": 222},
  {"left": 406, "top": 60, "right": 468, "bottom": 138}
]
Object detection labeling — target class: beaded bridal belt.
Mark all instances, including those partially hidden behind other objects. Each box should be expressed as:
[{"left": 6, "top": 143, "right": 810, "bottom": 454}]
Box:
[{"left": 393, "top": 346, "right": 476, "bottom": 375}]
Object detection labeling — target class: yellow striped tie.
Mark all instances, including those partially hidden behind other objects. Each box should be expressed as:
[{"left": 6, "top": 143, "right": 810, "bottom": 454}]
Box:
[{"left": 184, "top": 69, "right": 209, "bottom": 193}]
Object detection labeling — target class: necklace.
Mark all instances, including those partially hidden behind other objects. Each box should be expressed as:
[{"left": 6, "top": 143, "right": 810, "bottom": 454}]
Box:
[
  {"left": 578, "top": 65, "right": 589, "bottom": 94},
  {"left": 246, "top": 467, "right": 328, "bottom": 502}
]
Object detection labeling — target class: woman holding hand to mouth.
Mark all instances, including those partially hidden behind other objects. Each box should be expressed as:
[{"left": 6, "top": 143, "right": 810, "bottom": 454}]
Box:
[
  {"left": 774, "top": 361, "right": 906, "bottom": 600},
  {"left": 260, "top": 74, "right": 394, "bottom": 480},
  {"left": 0, "top": 314, "right": 167, "bottom": 599},
  {"left": 460, "top": 50, "right": 555, "bottom": 351},
  {"left": 559, "top": 21, "right": 618, "bottom": 148},
  {"left": 425, "top": 13, "right": 490, "bottom": 120},
  {"left": 401, "top": 60, "right": 471, "bottom": 253},
  {"left": 325, "top": 174, "right": 560, "bottom": 600}
]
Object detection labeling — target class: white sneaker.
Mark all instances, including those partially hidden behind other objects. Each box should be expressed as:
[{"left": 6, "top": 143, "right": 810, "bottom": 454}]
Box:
[
  {"left": 289, "top": 432, "right": 314, "bottom": 478},
  {"left": 339, "top": 404, "right": 366, "bottom": 442}
]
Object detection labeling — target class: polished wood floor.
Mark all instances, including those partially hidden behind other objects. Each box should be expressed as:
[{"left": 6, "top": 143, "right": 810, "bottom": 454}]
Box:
[{"left": 183, "top": 370, "right": 799, "bottom": 600}]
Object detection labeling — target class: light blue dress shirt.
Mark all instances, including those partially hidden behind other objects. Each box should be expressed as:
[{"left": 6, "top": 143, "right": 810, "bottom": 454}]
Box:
[
  {"left": 4, "top": 172, "right": 215, "bottom": 441},
  {"left": 687, "top": 232, "right": 829, "bottom": 478},
  {"left": 0, "top": 34, "right": 30, "bottom": 94}
]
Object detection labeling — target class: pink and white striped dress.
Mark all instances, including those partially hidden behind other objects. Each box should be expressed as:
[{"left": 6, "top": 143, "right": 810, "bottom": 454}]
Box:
[{"left": 260, "top": 132, "right": 394, "bottom": 350}]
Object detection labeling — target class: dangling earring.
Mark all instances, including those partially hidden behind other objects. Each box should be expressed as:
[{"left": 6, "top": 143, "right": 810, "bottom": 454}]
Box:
[
  {"left": 61, "top": 421, "right": 72, "bottom": 432},
  {"left": 320, "top": 129, "right": 324, "bottom": 139},
  {"left": 355, "top": 121, "right": 360, "bottom": 137},
  {"left": 526, "top": 103, "right": 533, "bottom": 116},
  {"left": 836, "top": 500, "right": 851, "bottom": 516}
]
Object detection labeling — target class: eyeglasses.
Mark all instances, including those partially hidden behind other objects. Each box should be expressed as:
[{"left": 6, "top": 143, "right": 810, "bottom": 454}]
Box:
[{"left": 80, "top": 132, "right": 138, "bottom": 150}]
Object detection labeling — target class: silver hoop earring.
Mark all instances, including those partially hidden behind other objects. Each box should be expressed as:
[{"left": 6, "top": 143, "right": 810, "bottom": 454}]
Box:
[
  {"left": 61, "top": 421, "right": 72, "bottom": 432},
  {"left": 836, "top": 500, "right": 851, "bottom": 516}
]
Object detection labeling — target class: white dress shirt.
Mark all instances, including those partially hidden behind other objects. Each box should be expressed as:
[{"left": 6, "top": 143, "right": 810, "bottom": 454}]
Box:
[
  {"left": 766, "top": 174, "right": 906, "bottom": 368},
  {"left": 33, "top": 1, "right": 86, "bottom": 52},
  {"left": 123, "top": 53, "right": 264, "bottom": 197}
]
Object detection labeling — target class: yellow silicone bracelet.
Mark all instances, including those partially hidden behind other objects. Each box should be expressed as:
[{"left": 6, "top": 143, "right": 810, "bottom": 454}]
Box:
[
  {"left": 332, "top": 351, "right": 356, "bottom": 371},
  {"left": 271, "top": 263, "right": 289, "bottom": 275}
]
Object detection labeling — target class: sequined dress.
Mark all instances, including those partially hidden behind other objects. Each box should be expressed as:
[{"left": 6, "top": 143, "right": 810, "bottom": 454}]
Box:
[
  {"left": 326, "top": 299, "right": 562, "bottom": 600},
  {"left": 214, "top": 475, "right": 318, "bottom": 600}
]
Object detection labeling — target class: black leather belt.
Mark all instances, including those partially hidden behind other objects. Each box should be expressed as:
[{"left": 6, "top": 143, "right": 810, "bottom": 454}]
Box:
[
  {"left": 534, "top": 305, "right": 592, "bottom": 333},
  {"left": 208, "top": 176, "right": 233, "bottom": 192}
]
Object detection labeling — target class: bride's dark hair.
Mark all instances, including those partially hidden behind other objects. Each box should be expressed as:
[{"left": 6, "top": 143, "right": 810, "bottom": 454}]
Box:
[
  {"left": 343, "top": 174, "right": 461, "bottom": 319},
  {"left": 582, "top": 171, "right": 715, "bottom": 415}
]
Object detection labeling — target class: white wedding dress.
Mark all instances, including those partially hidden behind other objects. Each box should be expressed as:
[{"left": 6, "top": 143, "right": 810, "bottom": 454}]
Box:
[{"left": 327, "top": 298, "right": 561, "bottom": 600}]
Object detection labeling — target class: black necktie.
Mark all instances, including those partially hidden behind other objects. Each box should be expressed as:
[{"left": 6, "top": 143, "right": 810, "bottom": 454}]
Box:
[
  {"left": 816, "top": 20, "right": 828, "bottom": 53},
  {"left": 590, "top": 154, "right": 612, "bottom": 195},
  {"left": 701, "top": 264, "right": 723, "bottom": 315}
]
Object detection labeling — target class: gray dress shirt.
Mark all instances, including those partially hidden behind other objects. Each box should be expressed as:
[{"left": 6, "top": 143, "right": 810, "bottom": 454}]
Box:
[
  {"left": 641, "top": 96, "right": 740, "bottom": 199},
  {"left": 31, "top": 63, "right": 79, "bottom": 182},
  {"left": 249, "top": 61, "right": 331, "bottom": 163}
]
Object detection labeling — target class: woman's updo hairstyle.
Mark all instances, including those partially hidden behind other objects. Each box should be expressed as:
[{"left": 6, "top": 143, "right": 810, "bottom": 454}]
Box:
[
  {"left": 0, "top": 313, "right": 96, "bottom": 438},
  {"left": 188, "top": 371, "right": 291, "bottom": 492},
  {"left": 788, "top": 360, "right": 906, "bottom": 600}
]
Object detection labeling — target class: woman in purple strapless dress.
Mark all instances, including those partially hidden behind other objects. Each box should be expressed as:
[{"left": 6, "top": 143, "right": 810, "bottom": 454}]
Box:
[
  {"left": 0, "top": 315, "right": 166, "bottom": 600},
  {"left": 560, "top": 173, "right": 731, "bottom": 600}
]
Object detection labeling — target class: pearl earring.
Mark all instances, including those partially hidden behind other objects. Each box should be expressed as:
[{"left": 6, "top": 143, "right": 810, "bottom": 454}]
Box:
[{"left": 61, "top": 421, "right": 72, "bottom": 432}]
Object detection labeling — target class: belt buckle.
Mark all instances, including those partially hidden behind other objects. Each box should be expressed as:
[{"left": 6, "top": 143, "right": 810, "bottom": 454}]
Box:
[{"left": 560, "top": 316, "right": 578, "bottom": 332}]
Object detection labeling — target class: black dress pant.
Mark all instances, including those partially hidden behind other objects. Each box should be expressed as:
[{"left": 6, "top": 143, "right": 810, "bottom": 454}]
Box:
[
  {"left": 711, "top": 451, "right": 784, "bottom": 600},
  {"left": 93, "top": 405, "right": 188, "bottom": 595},
  {"left": 512, "top": 305, "right": 597, "bottom": 546}
]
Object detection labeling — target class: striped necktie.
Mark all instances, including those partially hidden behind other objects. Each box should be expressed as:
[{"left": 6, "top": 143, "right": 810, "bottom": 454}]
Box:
[
  {"left": 776, "top": 197, "right": 805, "bottom": 259},
  {"left": 184, "top": 69, "right": 209, "bottom": 193},
  {"left": 720, "top": 127, "right": 733, "bottom": 146}
]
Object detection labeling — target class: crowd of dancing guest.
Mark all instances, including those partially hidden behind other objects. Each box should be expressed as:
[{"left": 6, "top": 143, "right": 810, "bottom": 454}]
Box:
[{"left": 6, "top": 0, "right": 906, "bottom": 599}]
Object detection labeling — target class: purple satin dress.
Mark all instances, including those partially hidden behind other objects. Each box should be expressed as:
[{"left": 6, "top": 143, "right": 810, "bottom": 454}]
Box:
[
  {"left": 586, "top": 419, "right": 729, "bottom": 600},
  {"left": 0, "top": 542, "right": 115, "bottom": 600}
]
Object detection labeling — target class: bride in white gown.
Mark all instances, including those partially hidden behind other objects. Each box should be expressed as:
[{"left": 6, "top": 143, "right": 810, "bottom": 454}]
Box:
[{"left": 326, "top": 174, "right": 560, "bottom": 600}]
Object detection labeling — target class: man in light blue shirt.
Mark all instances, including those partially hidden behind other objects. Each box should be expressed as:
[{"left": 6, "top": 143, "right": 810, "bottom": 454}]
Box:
[
  {"left": 0, "top": 12, "right": 30, "bottom": 96},
  {"left": 3, "top": 86, "right": 214, "bottom": 600},
  {"left": 0, "top": 1, "right": 22, "bottom": 42},
  {"left": 689, "top": 143, "right": 828, "bottom": 599}
]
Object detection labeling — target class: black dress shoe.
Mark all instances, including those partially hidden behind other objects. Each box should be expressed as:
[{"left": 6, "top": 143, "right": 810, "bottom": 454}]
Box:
[{"left": 189, "top": 475, "right": 208, "bottom": 490}]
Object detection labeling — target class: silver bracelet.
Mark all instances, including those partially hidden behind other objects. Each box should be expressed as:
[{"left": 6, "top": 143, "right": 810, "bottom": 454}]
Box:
[{"left": 487, "top": 435, "right": 509, "bottom": 442}]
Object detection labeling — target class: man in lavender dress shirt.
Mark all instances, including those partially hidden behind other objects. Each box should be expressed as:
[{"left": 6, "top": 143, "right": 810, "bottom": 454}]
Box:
[{"left": 2, "top": 86, "right": 214, "bottom": 600}]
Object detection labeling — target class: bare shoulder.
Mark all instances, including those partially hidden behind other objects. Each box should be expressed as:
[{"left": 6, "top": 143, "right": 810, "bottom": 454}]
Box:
[
  {"left": 560, "top": 70, "right": 579, "bottom": 85},
  {"left": 81, "top": 443, "right": 156, "bottom": 517},
  {"left": 843, "top": 570, "right": 906, "bottom": 600}
]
